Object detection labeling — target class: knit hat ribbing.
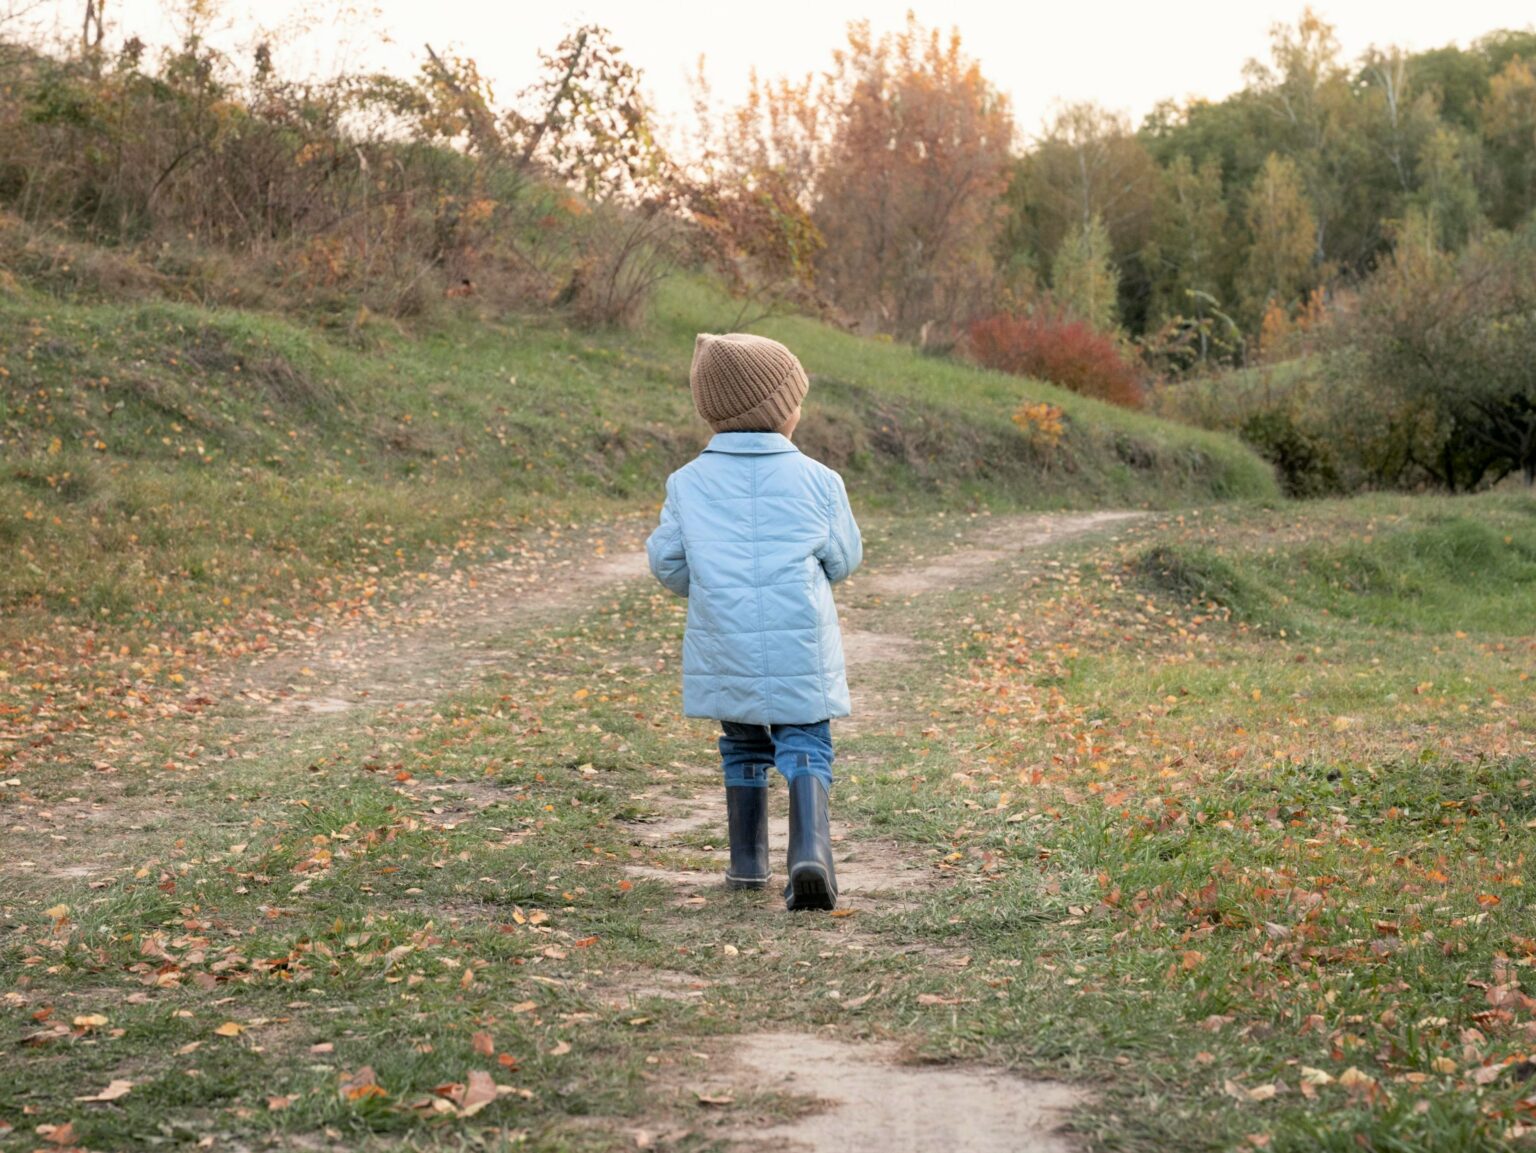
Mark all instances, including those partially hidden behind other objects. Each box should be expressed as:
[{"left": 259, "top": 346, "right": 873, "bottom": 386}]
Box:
[{"left": 689, "top": 333, "right": 809, "bottom": 432}]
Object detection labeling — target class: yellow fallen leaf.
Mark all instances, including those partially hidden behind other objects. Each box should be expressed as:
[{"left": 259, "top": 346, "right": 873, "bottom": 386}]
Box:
[
  {"left": 214, "top": 1021, "right": 244, "bottom": 1037},
  {"left": 73, "top": 1014, "right": 109, "bottom": 1029},
  {"left": 75, "top": 1079, "right": 134, "bottom": 1103},
  {"left": 458, "top": 1069, "right": 497, "bottom": 1117},
  {"left": 44, "top": 904, "right": 69, "bottom": 920}
]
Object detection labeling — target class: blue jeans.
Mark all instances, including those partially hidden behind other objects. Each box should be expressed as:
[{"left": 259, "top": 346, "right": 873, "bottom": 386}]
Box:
[{"left": 719, "top": 720, "right": 834, "bottom": 792}]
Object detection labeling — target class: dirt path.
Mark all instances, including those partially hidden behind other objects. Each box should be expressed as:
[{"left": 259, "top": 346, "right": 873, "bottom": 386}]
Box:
[{"left": 3, "top": 508, "right": 1140, "bottom": 1151}]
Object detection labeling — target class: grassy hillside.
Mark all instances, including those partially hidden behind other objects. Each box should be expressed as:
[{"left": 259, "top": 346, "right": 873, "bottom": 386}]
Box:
[{"left": 1, "top": 273, "right": 1276, "bottom": 691}]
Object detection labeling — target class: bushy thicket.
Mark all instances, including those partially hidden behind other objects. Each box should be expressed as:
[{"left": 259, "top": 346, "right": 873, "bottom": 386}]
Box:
[
  {"left": 1152, "top": 215, "right": 1536, "bottom": 495},
  {"left": 0, "top": 27, "right": 690, "bottom": 328},
  {"left": 965, "top": 308, "right": 1145, "bottom": 408}
]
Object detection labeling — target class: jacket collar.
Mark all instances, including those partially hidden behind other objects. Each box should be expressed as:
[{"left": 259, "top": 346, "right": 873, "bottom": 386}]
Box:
[{"left": 702, "top": 432, "right": 800, "bottom": 455}]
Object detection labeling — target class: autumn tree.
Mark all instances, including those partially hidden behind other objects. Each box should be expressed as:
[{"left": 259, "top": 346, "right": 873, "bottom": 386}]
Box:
[
  {"left": 810, "top": 14, "right": 1014, "bottom": 338},
  {"left": 506, "top": 25, "right": 665, "bottom": 203},
  {"left": 1242, "top": 10, "right": 1375, "bottom": 269}
]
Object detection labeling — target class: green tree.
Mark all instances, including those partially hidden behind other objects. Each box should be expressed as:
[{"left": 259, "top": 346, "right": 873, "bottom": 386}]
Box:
[
  {"left": 1239, "top": 152, "right": 1316, "bottom": 328},
  {"left": 1408, "top": 126, "right": 1484, "bottom": 249},
  {"left": 1479, "top": 55, "right": 1536, "bottom": 229},
  {"left": 1050, "top": 213, "right": 1120, "bottom": 331},
  {"left": 1146, "top": 154, "right": 1231, "bottom": 327},
  {"left": 1004, "top": 102, "right": 1159, "bottom": 328}
]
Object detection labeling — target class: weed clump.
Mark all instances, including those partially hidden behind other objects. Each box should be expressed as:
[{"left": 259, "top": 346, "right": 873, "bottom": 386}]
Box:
[{"left": 1133, "top": 543, "right": 1292, "bottom": 633}]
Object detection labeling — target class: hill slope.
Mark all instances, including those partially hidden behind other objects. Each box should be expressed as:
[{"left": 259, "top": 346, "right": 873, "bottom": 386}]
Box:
[{"left": 1, "top": 274, "right": 1276, "bottom": 681}]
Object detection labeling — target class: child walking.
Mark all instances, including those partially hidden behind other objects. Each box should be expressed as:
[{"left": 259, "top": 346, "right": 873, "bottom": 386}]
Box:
[{"left": 646, "top": 333, "right": 862, "bottom": 911}]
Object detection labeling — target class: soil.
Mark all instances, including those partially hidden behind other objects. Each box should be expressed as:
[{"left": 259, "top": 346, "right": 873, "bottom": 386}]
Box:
[{"left": 722, "top": 1032, "right": 1089, "bottom": 1153}]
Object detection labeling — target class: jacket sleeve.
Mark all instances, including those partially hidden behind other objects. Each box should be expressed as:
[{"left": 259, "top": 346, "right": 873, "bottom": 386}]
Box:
[
  {"left": 818, "top": 470, "right": 863, "bottom": 584},
  {"left": 646, "top": 482, "right": 690, "bottom": 597}
]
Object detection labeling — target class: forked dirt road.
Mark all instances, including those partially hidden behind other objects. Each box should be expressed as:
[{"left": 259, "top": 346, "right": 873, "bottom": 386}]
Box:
[{"left": 2, "top": 509, "right": 1140, "bottom": 1152}]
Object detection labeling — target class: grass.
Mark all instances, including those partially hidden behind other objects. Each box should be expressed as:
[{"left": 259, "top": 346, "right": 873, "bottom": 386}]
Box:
[
  {"left": 2, "top": 491, "right": 1532, "bottom": 1151},
  {"left": 1, "top": 273, "right": 1276, "bottom": 704}
]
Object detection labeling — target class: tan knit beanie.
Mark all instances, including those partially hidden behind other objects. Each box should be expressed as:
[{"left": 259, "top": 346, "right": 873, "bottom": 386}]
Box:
[{"left": 689, "top": 333, "right": 809, "bottom": 432}]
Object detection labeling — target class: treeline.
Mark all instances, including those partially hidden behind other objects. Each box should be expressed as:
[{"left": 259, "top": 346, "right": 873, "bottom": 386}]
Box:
[{"left": 1, "top": 7, "right": 1532, "bottom": 487}]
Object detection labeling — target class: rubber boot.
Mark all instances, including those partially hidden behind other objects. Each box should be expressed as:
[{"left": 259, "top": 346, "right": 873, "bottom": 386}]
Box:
[
  {"left": 784, "top": 774, "right": 837, "bottom": 911},
  {"left": 724, "top": 785, "right": 770, "bottom": 890}
]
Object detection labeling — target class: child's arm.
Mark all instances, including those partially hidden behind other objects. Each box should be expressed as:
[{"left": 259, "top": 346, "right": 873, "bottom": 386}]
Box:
[
  {"left": 646, "top": 482, "right": 690, "bottom": 596},
  {"left": 818, "top": 471, "right": 863, "bottom": 584}
]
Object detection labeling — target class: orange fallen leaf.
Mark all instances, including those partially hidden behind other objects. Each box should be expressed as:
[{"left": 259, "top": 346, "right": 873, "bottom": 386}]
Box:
[
  {"left": 267, "top": 1094, "right": 295, "bottom": 1111},
  {"left": 1477, "top": 894, "right": 1502, "bottom": 907},
  {"left": 472, "top": 1031, "right": 495, "bottom": 1057},
  {"left": 497, "top": 1052, "right": 519, "bottom": 1069},
  {"left": 573, "top": 935, "right": 600, "bottom": 948},
  {"left": 38, "top": 1121, "right": 76, "bottom": 1146},
  {"left": 339, "top": 1066, "right": 386, "bottom": 1101}
]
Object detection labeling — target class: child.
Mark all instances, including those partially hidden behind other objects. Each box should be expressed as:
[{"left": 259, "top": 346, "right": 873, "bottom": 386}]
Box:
[{"left": 646, "top": 333, "right": 862, "bottom": 911}]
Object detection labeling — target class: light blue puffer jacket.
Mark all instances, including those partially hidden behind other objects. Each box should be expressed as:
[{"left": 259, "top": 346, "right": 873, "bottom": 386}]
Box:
[{"left": 646, "top": 432, "right": 862, "bottom": 725}]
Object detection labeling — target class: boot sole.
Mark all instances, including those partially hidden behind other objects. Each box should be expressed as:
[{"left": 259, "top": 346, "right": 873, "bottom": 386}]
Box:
[{"left": 786, "top": 863, "right": 837, "bottom": 911}]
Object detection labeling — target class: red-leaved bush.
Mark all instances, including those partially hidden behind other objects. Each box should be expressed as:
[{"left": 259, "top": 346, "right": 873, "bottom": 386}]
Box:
[{"left": 965, "top": 310, "right": 1145, "bottom": 408}]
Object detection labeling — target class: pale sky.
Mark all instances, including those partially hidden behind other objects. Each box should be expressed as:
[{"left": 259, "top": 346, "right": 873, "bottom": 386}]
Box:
[{"left": 24, "top": 1, "right": 1536, "bottom": 140}]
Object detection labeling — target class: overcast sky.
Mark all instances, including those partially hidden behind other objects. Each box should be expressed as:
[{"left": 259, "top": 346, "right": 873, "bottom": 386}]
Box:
[{"left": 30, "top": 1, "right": 1536, "bottom": 140}]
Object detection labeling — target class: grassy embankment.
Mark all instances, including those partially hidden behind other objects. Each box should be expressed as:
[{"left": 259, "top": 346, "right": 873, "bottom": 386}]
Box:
[
  {"left": 1, "top": 273, "right": 1275, "bottom": 724},
  {"left": 0, "top": 492, "right": 1531, "bottom": 1152}
]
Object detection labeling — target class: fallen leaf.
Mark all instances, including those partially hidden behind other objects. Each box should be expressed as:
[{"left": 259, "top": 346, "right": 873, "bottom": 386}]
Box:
[
  {"left": 472, "top": 1031, "right": 495, "bottom": 1057},
  {"left": 549, "top": 1040, "right": 571, "bottom": 1056},
  {"left": 339, "top": 1066, "right": 386, "bottom": 1101},
  {"left": 510, "top": 1000, "right": 537, "bottom": 1014},
  {"left": 38, "top": 1121, "right": 76, "bottom": 1146},
  {"left": 214, "top": 1021, "right": 244, "bottom": 1037},
  {"left": 1338, "top": 1067, "right": 1376, "bottom": 1094},
  {"left": 310, "top": 1042, "right": 334, "bottom": 1054},
  {"left": 267, "top": 1095, "right": 295, "bottom": 1111},
  {"left": 72, "top": 1013, "right": 109, "bottom": 1029},
  {"left": 458, "top": 1069, "right": 498, "bottom": 1117},
  {"left": 1473, "top": 1063, "right": 1509, "bottom": 1085},
  {"left": 695, "top": 1092, "right": 735, "bottom": 1106},
  {"left": 75, "top": 1078, "right": 134, "bottom": 1102},
  {"left": 43, "top": 904, "right": 69, "bottom": 921}
]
